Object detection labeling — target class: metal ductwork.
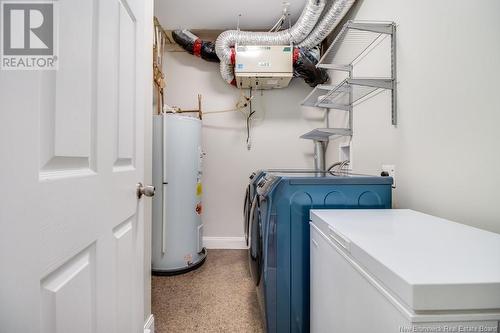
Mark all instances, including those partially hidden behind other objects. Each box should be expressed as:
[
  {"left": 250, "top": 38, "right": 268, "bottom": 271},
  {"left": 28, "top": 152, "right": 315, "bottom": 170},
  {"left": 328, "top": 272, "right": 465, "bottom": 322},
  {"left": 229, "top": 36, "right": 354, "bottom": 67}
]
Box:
[
  {"left": 215, "top": 0, "right": 327, "bottom": 83},
  {"left": 298, "top": 0, "right": 356, "bottom": 49},
  {"left": 172, "top": 30, "right": 328, "bottom": 87},
  {"left": 172, "top": 0, "right": 356, "bottom": 86},
  {"left": 294, "top": 47, "right": 328, "bottom": 87},
  {"left": 171, "top": 29, "right": 219, "bottom": 62}
]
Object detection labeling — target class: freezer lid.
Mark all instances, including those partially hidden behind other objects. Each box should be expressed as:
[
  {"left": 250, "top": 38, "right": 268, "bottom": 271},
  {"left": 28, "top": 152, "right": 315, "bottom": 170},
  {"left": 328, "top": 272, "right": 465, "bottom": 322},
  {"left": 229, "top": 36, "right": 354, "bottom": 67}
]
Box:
[{"left": 310, "top": 209, "right": 500, "bottom": 311}]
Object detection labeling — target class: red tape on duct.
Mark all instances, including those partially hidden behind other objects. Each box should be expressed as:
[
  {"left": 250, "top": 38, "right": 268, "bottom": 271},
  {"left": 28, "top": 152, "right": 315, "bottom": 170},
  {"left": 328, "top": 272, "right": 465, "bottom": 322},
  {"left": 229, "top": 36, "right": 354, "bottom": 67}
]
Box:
[
  {"left": 230, "top": 48, "right": 236, "bottom": 86},
  {"left": 230, "top": 48, "right": 236, "bottom": 65},
  {"left": 293, "top": 48, "right": 300, "bottom": 64},
  {"left": 193, "top": 39, "right": 202, "bottom": 57}
]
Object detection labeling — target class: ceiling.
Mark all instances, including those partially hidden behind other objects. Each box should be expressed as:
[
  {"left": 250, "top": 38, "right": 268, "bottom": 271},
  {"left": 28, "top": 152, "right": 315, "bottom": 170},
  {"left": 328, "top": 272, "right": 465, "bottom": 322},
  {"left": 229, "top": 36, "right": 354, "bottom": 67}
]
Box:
[{"left": 154, "top": 0, "right": 307, "bottom": 31}]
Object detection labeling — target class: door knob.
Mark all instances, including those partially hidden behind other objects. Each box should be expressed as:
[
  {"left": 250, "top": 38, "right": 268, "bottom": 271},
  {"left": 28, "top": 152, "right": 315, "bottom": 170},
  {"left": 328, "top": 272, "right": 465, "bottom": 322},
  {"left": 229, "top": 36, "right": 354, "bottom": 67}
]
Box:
[{"left": 137, "top": 182, "right": 155, "bottom": 199}]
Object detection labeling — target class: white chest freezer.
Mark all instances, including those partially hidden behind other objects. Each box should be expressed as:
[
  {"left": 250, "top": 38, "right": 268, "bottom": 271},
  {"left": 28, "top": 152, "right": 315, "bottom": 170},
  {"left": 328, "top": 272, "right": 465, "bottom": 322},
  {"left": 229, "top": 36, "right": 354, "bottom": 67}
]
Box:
[{"left": 309, "top": 209, "right": 500, "bottom": 333}]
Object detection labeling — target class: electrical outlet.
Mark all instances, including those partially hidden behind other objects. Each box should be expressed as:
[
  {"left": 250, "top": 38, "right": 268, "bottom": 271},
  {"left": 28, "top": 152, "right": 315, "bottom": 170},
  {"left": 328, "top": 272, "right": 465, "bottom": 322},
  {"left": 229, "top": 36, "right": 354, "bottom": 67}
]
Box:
[
  {"left": 382, "top": 164, "right": 396, "bottom": 188},
  {"left": 339, "top": 144, "right": 352, "bottom": 170}
]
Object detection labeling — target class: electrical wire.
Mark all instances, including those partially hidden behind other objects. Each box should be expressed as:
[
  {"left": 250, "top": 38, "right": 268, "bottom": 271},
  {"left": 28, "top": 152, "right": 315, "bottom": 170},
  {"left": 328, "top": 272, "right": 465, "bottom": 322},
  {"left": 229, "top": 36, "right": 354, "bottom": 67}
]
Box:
[
  {"left": 269, "top": 16, "right": 286, "bottom": 32},
  {"left": 328, "top": 160, "right": 350, "bottom": 176},
  {"left": 246, "top": 88, "right": 256, "bottom": 146},
  {"left": 202, "top": 90, "right": 251, "bottom": 116},
  {"left": 268, "top": 2, "right": 290, "bottom": 32},
  {"left": 327, "top": 161, "right": 343, "bottom": 171}
]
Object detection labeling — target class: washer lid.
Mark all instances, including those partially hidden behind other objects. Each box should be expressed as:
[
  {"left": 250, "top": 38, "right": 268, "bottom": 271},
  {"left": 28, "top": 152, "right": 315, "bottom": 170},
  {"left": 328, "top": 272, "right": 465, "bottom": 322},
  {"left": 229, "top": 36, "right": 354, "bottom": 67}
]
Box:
[{"left": 310, "top": 209, "right": 500, "bottom": 311}]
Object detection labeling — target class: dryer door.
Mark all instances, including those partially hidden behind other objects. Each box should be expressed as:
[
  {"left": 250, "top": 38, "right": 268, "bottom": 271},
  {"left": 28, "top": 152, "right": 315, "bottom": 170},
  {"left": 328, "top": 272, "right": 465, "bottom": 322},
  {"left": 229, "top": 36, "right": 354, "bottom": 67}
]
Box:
[{"left": 248, "top": 196, "right": 263, "bottom": 286}]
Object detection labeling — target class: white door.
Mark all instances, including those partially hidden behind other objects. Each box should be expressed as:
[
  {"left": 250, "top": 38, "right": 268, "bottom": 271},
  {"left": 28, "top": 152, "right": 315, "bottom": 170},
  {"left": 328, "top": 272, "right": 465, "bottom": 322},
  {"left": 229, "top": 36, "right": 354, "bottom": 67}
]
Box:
[{"left": 0, "top": 0, "right": 152, "bottom": 332}]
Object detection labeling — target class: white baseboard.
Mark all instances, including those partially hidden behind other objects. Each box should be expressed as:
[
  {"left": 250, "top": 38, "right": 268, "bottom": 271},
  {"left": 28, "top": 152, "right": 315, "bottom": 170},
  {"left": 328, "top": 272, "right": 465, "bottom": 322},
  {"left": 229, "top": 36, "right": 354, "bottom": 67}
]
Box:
[
  {"left": 203, "top": 236, "right": 247, "bottom": 249},
  {"left": 144, "top": 314, "right": 154, "bottom": 333}
]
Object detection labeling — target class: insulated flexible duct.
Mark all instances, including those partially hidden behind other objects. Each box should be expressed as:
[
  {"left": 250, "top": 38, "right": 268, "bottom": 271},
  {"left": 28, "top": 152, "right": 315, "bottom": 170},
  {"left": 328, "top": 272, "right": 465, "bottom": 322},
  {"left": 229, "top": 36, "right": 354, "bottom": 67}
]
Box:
[
  {"left": 172, "top": 0, "right": 355, "bottom": 86},
  {"left": 215, "top": 0, "right": 326, "bottom": 83},
  {"left": 172, "top": 30, "right": 219, "bottom": 62},
  {"left": 298, "top": 0, "right": 356, "bottom": 49},
  {"left": 173, "top": 29, "right": 328, "bottom": 87},
  {"left": 215, "top": 0, "right": 356, "bottom": 83},
  {"left": 294, "top": 47, "right": 328, "bottom": 86}
]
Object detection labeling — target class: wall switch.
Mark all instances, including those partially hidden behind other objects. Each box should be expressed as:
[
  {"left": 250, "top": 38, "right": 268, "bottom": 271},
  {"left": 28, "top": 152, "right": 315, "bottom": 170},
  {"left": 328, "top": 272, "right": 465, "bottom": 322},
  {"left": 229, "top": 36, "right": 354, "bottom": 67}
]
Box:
[{"left": 382, "top": 164, "right": 396, "bottom": 188}]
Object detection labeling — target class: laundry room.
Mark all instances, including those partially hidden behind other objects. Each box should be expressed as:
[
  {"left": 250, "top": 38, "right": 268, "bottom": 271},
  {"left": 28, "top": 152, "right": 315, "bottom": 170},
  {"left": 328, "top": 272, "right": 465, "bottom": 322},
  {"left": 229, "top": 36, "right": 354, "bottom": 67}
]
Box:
[
  {"left": 147, "top": 0, "right": 500, "bottom": 332},
  {"left": 0, "top": 0, "right": 499, "bottom": 333}
]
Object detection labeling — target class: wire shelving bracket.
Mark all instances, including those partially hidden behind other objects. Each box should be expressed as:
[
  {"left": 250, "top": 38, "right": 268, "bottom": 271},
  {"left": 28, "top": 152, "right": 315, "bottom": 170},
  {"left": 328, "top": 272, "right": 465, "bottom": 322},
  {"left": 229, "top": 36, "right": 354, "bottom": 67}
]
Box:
[{"left": 300, "top": 20, "right": 397, "bottom": 144}]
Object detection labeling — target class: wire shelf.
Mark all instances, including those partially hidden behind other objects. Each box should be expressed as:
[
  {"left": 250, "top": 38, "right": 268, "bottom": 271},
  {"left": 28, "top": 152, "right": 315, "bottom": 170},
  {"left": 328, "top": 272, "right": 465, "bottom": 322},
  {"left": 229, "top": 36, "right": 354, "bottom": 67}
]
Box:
[
  {"left": 300, "top": 128, "right": 352, "bottom": 142},
  {"left": 299, "top": 19, "right": 397, "bottom": 145},
  {"left": 317, "top": 21, "right": 395, "bottom": 70},
  {"left": 301, "top": 78, "right": 393, "bottom": 110},
  {"left": 302, "top": 84, "right": 348, "bottom": 110}
]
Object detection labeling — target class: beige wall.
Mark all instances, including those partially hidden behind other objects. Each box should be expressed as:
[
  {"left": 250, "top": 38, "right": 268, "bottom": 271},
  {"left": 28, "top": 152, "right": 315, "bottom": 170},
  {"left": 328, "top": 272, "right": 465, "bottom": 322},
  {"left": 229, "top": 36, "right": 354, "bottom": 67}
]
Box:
[
  {"left": 163, "top": 52, "right": 323, "bottom": 237},
  {"left": 161, "top": 0, "right": 500, "bottom": 238},
  {"left": 327, "top": 0, "right": 500, "bottom": 233}
]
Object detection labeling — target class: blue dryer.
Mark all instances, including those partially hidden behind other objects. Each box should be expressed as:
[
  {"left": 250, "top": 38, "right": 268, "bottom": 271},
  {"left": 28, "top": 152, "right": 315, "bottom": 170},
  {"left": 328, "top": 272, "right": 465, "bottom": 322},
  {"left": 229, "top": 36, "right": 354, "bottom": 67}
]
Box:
[
  {"left": 244, "top": 170, "right": 266, "bottom": 247},
  {"left": 246, "top": 170, "right": 302, "bottom": 292},
  {"left": 249, "top": 172, "right": 393, "bottom": 332},
  {"left": 244, "top": 170, "right": 267, "bottom": 289}
]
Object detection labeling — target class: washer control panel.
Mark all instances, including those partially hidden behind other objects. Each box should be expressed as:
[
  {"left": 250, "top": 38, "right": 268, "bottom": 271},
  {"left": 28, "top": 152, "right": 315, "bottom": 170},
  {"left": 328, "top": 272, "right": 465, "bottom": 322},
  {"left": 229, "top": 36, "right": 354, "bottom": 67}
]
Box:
[{"left": 257, "top": 175, "right": 280, "bottom": 197}]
